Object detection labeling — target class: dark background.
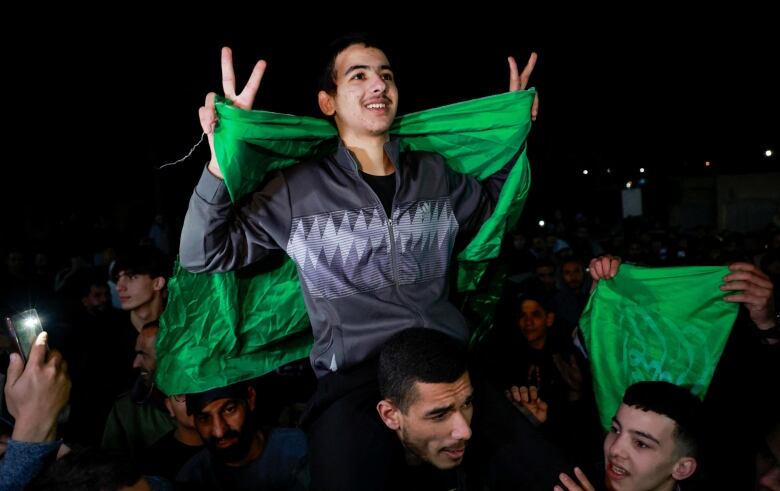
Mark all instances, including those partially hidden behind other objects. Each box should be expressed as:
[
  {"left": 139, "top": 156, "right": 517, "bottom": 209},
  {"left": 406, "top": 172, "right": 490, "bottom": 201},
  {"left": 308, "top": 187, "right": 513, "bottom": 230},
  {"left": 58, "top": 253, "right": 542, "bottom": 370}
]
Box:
[{"left": 4, "top": 13, "right": 778, "bottom": 244}]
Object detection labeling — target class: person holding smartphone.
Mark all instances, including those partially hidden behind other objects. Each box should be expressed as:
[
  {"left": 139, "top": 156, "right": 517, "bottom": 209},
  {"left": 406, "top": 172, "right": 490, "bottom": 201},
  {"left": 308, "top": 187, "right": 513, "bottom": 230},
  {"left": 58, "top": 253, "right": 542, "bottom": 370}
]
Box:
[{"left": 0, "top": 331, "right": 71, "bottom": 490}]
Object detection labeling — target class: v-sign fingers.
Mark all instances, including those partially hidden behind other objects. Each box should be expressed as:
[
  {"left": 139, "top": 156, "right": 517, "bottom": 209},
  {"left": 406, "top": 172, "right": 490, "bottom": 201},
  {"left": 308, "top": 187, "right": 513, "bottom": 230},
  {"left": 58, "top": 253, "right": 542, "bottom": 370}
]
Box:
[
  {"left": 236, "top": 60, "right": 267, "bottom": 109},
  {"left": 221, "top": 47, "right": 237, "bottom": 98},
  {"left": 519, "top": 52, "right": 538, "bottom": 90}
]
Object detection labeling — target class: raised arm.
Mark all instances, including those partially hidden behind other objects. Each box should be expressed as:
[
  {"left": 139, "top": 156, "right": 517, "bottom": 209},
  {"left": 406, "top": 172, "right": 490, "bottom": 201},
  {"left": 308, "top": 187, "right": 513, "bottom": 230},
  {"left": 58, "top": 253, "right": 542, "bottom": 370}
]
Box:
[
  {"left": 722, "top": 262, "right": 778, "bottom": 344},
  {"left": 507, "top": 52, "right": 539, "bottom": 121},
  {"left": 588, "top": 255, "right": 622, "bottom": 293},
  {"left": 180, "top": 48, "right": 291, "bottom": 273},
  {"left": 448, "top": 52, "right": 541, "bottom": 230},
  {"left": 200, "top": 47, "right": 267, "bottom": 179}
]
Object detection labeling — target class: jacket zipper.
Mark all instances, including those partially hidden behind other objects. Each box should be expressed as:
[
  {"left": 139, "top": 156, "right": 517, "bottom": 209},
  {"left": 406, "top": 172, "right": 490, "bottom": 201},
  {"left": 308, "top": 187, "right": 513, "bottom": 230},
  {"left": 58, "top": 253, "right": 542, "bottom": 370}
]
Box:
[{"left": 345, "top": 151, "right": 426, "bottom": 326}]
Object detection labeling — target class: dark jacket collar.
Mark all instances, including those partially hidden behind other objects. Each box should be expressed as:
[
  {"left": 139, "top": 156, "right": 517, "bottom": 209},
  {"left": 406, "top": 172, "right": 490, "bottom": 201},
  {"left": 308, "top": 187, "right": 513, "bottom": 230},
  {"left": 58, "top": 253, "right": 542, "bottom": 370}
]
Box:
[{"left": 333, "top": 138, "right": 401, "bottom": 178}]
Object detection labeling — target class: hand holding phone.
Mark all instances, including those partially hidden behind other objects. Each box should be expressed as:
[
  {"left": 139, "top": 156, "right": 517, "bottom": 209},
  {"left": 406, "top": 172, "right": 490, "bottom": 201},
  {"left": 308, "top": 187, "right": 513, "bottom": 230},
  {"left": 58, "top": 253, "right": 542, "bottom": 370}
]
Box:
[
  {"left": 5, "top": 309, "right": 43, "bottom": 364},
  {"left": 4, "top": 330, "right": 71, "bottom": 442}
]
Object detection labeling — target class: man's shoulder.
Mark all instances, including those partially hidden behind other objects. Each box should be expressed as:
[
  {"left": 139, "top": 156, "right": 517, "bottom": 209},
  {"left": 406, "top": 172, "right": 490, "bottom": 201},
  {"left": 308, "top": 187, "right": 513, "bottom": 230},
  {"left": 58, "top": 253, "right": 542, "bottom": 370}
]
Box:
[
  {"left": 265, "top": 427, "right": 307, "bottom": 460},
  {"left": 175, "top": 447, "right": 212, "bottom": 480}
]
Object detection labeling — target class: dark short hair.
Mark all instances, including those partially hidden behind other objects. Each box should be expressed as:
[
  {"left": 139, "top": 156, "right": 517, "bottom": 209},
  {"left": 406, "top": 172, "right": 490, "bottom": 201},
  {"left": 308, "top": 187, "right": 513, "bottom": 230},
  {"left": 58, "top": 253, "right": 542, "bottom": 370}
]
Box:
[
  {"left": 111, "top": 246, "right": 171, "bottom": 282},
  {"left": 623, "top": 381, "right": 703, "bottom": 458},
  {"left": 186, "top": 381, "right": 250, "bottom": 416},
  {"left": 515, "top": 290, "right": 554, "bottom": 315},
  {"left": 560, "top": 255, "right": 585, "bottom": 268},
  {"left": 317, "top": 32, "right": 389, "bottom": 94},
  {"left": 378, "top": 328, "right": 467, "bottom": 413}
]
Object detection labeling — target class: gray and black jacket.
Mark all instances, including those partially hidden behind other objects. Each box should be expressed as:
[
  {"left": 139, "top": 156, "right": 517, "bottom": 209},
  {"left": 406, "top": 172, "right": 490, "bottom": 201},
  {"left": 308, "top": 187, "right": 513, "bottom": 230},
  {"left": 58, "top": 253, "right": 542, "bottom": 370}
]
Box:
[{"left": 180, "top": 139, "right": 514, "bottom": 377}]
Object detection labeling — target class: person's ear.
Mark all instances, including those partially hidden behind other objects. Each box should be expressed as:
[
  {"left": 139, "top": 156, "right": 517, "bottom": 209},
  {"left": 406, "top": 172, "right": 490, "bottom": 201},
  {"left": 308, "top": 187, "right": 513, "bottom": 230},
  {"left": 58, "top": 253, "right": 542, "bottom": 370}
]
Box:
[
  {"left": 318, "top": 90, "right": 335, "bottom": 116},
  {"left": 152, "top": 276, "right": 166, "bottom": 291},
  {"left": 545, "top": 312, "right": 556, "bottom": 327},
  {"left": 376, "top": 399, "right": 401, "bottom": 430},
  {"left": 164, "top": 398, "right": 175, "bottom": 418},
  {"left": 671, "top": 457, "right": 697, "bottom": 481},
  {"left": 246, "top": 386, "right": 257, "bottom": 412}
]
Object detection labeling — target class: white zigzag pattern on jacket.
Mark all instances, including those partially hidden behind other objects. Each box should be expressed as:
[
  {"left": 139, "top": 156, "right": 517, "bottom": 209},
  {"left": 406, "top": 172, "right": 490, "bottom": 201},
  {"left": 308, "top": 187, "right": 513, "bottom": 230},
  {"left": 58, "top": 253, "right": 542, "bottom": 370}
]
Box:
[
  {"left": 394, "top": 198, "right": 456, "bottom": 254},
  {"left": 288, "top": 207, "right": 388, "bottom": 270},
  {"left": 286, "top": 199, "right": 457, "bottom": 298}
]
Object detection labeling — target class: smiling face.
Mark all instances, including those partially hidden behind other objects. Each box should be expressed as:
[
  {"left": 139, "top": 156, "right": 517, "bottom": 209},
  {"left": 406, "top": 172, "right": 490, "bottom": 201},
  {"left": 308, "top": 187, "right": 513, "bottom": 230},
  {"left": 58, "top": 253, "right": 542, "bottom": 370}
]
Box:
[
  {"left": 603, "top": 404, "right": 696, "bottom": 491},
  {"left": 132, "top": 327, "right": 158, "bottom": 385},
  {"left": 378, "top": 372, "right": 473, "bottom": 470},
  {"left": 318, "top": 43, "right": 398, "bottom": 143}
]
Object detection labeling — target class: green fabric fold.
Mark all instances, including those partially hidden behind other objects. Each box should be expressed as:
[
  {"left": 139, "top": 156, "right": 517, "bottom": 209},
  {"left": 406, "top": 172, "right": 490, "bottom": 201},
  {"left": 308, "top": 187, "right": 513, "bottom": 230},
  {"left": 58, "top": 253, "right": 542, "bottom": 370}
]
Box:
[
  {"left": 158, "top": 90, "right": 534, "bottom": 395},
  {"left": 578, "top": 264, "right": 738, "bottom": 431}
]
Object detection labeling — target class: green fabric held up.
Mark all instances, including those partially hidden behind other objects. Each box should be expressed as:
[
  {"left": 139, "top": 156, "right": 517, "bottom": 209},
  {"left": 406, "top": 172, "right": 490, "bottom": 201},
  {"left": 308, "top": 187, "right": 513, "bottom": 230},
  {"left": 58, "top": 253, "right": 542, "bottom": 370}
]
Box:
[
  {"left": 579, "top": 264, "right": 738, "bottom": 431},
  {"left": 157, "top": 90, "right": 535, "bottom": 395}
]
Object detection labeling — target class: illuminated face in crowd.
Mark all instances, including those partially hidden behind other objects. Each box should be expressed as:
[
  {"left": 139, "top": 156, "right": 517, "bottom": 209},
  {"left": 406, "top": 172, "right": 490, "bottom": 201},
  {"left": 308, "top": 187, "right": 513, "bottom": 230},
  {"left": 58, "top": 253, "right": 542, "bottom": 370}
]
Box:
[{"left": 604, "top": 404, "right": 696, "bottom": 491}]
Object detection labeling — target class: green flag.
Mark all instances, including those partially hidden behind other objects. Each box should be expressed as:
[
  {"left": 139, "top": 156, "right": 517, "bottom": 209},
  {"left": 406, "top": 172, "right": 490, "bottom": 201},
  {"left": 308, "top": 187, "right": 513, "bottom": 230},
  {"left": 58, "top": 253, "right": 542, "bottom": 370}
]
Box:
[
  {"left": 579, "top": 264, "right": 738, "bottom": 431},
  {"left": 157, "top": 90, "right": 534, "bottom": 395}
]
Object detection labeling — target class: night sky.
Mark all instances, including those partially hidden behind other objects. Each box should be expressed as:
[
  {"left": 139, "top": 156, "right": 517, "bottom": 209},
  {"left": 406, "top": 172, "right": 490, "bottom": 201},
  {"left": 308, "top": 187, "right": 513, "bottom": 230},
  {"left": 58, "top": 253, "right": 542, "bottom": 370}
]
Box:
[{"left": 4, "top": 15, "right": 778, "bottom": 241}]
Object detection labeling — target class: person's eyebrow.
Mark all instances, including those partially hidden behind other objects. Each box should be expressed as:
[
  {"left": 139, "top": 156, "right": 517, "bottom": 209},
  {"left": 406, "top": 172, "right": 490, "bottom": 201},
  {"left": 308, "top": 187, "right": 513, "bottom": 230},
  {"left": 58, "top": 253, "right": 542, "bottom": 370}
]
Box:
[
  {"left": 344, "top": 64, "right": 393, "bottom": 76},
  {"left": 424, "top": 403, "right": 455, "bottom": 418},
  {"left": 628, "top": 429, "right": 661, "bottom": 445}
]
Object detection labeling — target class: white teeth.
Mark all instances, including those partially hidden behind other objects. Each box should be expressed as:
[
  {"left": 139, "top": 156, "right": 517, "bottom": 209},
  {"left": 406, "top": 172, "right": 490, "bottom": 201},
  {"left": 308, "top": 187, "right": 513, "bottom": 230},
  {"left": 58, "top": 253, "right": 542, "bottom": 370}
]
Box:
[
  {"left": 611, "top": 464, "right": 627, "bottom": 475},
  {"left": 366, "top": 103, "right": 386, "bottom": 109}
]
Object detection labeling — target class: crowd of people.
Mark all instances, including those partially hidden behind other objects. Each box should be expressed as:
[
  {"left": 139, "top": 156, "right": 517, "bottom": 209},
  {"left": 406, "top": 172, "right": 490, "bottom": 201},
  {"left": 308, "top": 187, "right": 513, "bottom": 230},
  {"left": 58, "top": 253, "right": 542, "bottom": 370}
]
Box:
[{"left": 1, "top": 33, "right": 778, "bottom": 490}]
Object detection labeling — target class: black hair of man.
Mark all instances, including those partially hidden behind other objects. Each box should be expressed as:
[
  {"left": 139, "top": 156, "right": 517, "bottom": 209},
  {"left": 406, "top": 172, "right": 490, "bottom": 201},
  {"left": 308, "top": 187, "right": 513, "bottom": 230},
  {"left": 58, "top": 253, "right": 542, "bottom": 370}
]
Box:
[
  {"left": 377, "top": 328, "right": 467, "bottom": 414},
  {"left": 559, "top": 255, "right": 585, "bottom": 268},
  {"left": 317, "top": 32, "right": 392, "bottom": 94},
  {"left": 515, "top": 289, "right": 555, "bottom": 315},
  {"left": 185, "top": 381, "right": 251, "bottom": 416},
  {"left": 111, "top": 245, "right": 171, "bottom": 283},
  {"left": 623, "top": 381, "right": 703, "bottom": 458}
]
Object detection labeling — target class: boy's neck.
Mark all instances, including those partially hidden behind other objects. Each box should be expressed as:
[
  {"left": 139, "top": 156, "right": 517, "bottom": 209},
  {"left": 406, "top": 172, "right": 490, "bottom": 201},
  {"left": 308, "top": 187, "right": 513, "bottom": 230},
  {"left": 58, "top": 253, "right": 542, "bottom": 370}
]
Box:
[
  {"left": 130, "top": 297, "right": 162, "bottom": 332},
  {"left": 343, "top": 134, "right": 394, "bottom": 176}
]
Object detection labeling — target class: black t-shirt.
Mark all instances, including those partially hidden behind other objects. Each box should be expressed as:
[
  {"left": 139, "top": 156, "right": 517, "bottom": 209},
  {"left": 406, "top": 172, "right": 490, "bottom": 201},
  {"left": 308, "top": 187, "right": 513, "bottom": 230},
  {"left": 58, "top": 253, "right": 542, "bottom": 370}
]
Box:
[
  {"left": 360, "top": 171, "right": 396, "bottom": 218},
  {"left": 143, "top": 430, "right": 204, "bottom": 481}
]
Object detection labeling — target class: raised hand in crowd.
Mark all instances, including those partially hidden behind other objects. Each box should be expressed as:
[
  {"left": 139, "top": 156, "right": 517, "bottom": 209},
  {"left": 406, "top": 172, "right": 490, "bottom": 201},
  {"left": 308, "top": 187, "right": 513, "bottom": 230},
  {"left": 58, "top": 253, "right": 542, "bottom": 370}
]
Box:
[
  {"left": 555, "top": 467, "right": 596, "bottom": 491},
  {"left": 4, "top": 332, "right": 71, "bottom": 443},
  {"left": 506, "top": 385, "right": 548, "bottom": 425},
  {"left": 200, "top": 47, "right": 268, "bottom": 179},
  {"left": 722, "top": 262, "right": 778, "bottom": 344},
  {"left": 587, "top": 255, "right": 621, "bottom": 293}
]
